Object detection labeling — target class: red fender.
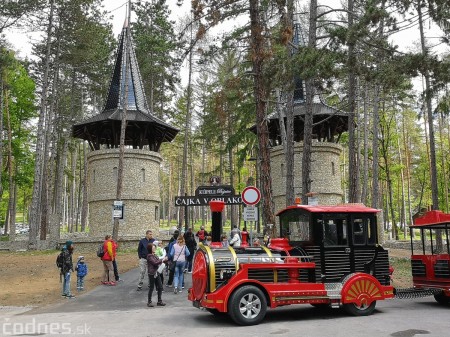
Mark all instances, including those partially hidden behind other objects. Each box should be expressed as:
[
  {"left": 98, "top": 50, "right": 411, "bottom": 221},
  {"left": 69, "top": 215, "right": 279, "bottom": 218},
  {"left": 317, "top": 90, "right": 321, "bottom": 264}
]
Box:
[{"left": 341, "top": 273, "right": 384, "bottom": 307}]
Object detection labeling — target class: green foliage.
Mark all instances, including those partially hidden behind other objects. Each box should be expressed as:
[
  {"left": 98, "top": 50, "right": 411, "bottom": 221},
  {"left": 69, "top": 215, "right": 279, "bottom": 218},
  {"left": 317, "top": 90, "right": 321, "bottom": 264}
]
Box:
[
  {"left": 133, "top": 0, "right": 181, "bottom": 120},
  {"left": 0, "top": 47, "right": 37, "bottom": 218}
]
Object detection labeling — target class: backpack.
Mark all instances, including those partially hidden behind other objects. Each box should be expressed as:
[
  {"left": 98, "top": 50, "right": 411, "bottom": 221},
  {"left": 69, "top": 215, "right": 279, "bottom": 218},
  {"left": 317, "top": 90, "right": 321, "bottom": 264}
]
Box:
[
  {"left": 56, "top": 252, "right": 64, "bottom": 269},
  {"left": 198, "top": 230, "right": 205, "bottom": 241},
  {"left": 96, "top": 244, "right": 105, "bottom": 258}
]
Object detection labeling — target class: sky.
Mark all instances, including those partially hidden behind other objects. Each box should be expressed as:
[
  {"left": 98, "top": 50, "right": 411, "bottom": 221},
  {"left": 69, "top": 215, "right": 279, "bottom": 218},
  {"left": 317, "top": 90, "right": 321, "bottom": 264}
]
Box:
[{"left": 4, "top": 0, "right": 448, "bottom": 93}]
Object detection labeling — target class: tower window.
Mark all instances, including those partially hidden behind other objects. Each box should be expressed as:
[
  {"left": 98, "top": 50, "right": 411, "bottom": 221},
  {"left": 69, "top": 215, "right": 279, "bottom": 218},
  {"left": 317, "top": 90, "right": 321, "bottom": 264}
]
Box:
[
  {"left": 281, "top": 163, "right": 285, "bottom": 177},
  {"left": 141, "top": 168, "right": 145, "bottom": 182},
  {"left": 155, "top": 206, "right": 159, "bottom": 221},
  {"left": 332, "top": 162, "right": 335, "bottom": 176},
  {"left": 113, "top": 167, "right": 118, "bottom": 181}
]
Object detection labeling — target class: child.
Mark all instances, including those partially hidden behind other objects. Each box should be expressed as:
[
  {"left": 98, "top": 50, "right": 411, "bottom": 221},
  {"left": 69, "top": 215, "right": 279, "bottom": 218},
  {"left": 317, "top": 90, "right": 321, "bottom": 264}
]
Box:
[
  {"left": 75, "top": 256, "right": 88, "bottom": 291},
  {"left": 221, "top": 234, "right": 229, "bottom": 247}
]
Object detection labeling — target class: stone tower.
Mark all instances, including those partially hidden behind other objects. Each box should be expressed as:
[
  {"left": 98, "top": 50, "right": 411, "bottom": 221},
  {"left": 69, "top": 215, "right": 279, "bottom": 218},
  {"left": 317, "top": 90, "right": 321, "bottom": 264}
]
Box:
[
  {"left": 72, "top": 20, "right": 178, "bottom": 238},
  {"left": 252, "top": 22, "right": 348, "bottom": 213}
]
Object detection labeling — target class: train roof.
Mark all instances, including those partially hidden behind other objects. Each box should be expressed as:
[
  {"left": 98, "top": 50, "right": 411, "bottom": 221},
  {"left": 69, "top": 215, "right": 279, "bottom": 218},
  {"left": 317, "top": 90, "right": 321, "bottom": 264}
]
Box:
[
  {"left": 411, "top": 210, "right": 450, "bottom": 227},
  {"left": 276, "top": 203, "right": 380, "bottom": 216}
]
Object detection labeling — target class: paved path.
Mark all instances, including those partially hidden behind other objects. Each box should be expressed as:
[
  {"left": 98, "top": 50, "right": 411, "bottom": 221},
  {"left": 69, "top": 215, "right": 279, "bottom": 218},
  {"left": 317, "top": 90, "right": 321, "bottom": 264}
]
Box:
[{"left": 1, "top": 267, "right": 449, "bottom": 336}]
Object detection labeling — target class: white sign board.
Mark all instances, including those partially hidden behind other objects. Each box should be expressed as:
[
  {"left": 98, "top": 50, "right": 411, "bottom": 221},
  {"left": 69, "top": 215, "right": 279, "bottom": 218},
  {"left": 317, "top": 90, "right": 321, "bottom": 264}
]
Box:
[
  {"left": 113, "top": 201, "right": 124, "bottom": 219},
  {"left": 244, "top": 206, "right": 258, "bottom": 221}
]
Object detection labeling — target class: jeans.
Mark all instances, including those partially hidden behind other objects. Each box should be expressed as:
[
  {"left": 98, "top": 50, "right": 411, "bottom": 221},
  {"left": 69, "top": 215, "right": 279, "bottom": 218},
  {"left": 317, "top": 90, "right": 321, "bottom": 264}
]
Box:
[
  {"left": 77, "top": 276, "right": 85, "bottom": 290},
  {"left": 173, "top": 260, "right": 185, "bottom": 290},
  {"left": 62, "top": 272, "right": 71, "bottom": 296}
]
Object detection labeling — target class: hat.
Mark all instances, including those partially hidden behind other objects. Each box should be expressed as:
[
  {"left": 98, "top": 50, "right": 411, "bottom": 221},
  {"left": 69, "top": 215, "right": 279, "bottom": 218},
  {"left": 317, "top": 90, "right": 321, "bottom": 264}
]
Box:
[
  {"left": 65, "top": 240, "right": 73, "bottom": 247},
  {"left": 78, "top": 256, "right": 84, "bottom": 261},
  {"left": 153, "top": 240, "right": 159, "bottom": 246}
]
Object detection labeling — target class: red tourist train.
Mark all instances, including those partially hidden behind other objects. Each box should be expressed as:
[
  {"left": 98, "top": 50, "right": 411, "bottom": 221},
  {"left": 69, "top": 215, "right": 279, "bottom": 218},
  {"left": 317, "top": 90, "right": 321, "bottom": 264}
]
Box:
[
  {"left": 187, "top": 200, "right": 450, "bottom": 325},
  {"left": 409, "top": 210, "right": 450, "bottom": 304}
]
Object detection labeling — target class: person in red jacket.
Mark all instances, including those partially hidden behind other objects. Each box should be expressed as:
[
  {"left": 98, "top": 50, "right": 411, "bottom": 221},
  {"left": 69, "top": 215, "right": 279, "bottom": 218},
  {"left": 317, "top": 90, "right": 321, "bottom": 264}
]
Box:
[{"left": 101, "top": 234, "right": 117, "bottom": 286}]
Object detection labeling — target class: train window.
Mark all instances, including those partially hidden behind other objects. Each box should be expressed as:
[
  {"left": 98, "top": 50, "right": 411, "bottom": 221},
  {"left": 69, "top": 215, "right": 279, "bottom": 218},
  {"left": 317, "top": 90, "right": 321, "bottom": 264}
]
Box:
[
  {"left": 280, "top": 211, "right": 311, "bottom": 242},
  {"left": 322, "top": 218, "right": 348, "bottom": 246},
  {"left": 353, "top": 220, "right": 365, "bottom": 245},
  {"left": 352, "top": 216, "right": 377, "bottom": 245}
]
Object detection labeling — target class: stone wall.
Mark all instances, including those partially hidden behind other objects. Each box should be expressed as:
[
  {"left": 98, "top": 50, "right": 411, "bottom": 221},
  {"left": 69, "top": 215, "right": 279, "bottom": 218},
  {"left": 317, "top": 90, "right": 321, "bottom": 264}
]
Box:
[
  {"left": 270, "top": 141, "right": 343, "bottom": 213},
  {"left": 87, "top": 149, "right": 162, "bottom": 239}
]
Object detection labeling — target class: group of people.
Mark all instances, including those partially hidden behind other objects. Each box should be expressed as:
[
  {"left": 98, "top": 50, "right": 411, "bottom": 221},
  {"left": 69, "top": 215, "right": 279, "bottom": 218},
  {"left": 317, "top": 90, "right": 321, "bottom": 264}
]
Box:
[
  {"left": 57, "top": 234, "right": 120, "bottom": 299},
  {"left": 137, "top": 228, "right": 198, "bottom": 307},
  {"left": 56, "top": 225, "right": 262, "bottom": 303}
]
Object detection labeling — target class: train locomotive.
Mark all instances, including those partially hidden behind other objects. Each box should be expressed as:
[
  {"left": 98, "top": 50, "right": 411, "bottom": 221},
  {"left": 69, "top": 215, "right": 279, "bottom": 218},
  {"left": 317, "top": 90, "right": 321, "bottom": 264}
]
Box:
[{"left": 188, "top": 200, "right": 395, "bottom": 325}]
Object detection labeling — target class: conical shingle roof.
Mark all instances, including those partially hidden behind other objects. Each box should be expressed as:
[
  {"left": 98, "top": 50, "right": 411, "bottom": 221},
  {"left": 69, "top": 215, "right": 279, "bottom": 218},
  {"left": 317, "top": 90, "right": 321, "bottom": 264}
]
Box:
[{"left": 72, "top": 21, "right": 178, "bottom": 151}]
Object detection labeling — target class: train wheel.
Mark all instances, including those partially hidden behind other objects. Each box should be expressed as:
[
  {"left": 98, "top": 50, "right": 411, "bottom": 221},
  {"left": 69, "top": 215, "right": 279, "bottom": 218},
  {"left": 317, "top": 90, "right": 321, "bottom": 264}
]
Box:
[
  {"left": 434, "top": 293, "right": 450, "bottom": 305},
  {"left": 228, "top": 285, "right": 267, "bottom": 326},
  {"left": 343, "top": 300, "right": 376, "bottom": 316}
]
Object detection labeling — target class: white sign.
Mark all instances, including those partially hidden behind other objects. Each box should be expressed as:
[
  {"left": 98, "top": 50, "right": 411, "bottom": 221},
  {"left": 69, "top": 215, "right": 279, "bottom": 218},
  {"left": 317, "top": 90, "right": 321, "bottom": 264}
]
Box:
[
  {"left": 241, "top": 186, "right": 261, "bottom": 205},
  {"left": 244, "top": 206, "right": 258, "bottom": 221},
  {"left": 113, "top": 201, "right": 124, "bottom": 219}
]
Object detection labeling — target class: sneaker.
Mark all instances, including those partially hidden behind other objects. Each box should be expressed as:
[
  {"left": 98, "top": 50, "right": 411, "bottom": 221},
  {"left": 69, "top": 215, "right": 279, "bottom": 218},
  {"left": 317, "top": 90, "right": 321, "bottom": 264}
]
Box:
[
  {"left": 66, "top": 295, "right": 75, "bottom": 299},
  {"left": 62, "top": 294, "right": 67, "bottom": 297},
  {"left": 157, "top": 301, "right": 166, "bottom": 306},
  {"left": 182, "top": 286, "right": 185, "bottom": 289},
  {"left": 147, "top": 302, "right": 154, "bottom": 307},
  {"left": 188, "top": 271, "right": 192, "bottom": 274},
  {"left": 183, "top": 269, "right": 188, "bottom": 273},
  {"left": 80, "top": 287, "right": 84, "bottom": 291},
  {"left": 108, "top": 281, "right": 117, "bottom": 286},
  {"left": 166, "top": 284, "right": 172, "bottom": 288},
  {"left": 174, "top": 287, "right": 178, "bottom": 294},
  {"left": 117, "top": 279, "right": 124, "bottom": 283}
]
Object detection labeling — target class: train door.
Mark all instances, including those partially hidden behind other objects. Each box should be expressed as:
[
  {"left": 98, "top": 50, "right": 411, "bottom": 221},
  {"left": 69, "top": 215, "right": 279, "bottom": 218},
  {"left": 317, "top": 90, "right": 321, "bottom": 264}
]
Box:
[{"left": 319, "top": 213, "right": 351, "bottom": 282}]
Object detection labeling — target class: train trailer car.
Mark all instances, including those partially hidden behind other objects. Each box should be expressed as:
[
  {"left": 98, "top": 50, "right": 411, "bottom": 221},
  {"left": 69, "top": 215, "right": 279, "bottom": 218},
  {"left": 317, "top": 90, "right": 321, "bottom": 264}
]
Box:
[
  {"left": 410, "top": 210, "right": 450, "bottom": 304},
  {"left": 188, "top": 202, "right": 394, "bottom": 325}
]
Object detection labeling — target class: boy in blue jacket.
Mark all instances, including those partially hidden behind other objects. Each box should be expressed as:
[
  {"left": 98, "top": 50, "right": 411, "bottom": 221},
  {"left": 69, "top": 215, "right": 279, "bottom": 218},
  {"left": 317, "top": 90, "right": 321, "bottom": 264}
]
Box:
[{"left": 75, "top": 256, "right": 88, "bottom": 291}]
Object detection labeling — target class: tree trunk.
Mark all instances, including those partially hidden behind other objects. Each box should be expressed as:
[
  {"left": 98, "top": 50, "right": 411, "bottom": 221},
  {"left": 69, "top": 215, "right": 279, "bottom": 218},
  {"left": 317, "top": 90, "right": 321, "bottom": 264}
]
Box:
[
  {"left": 361, "top": 84, "right": 369, "bottom": 204},
  {"left": 301, "top": 0, "right": 317, "bottom": 204},
  {"left": 249, "top": 0, "right": 275, "bottom": 229},
  {"left": 80, "top": 142, "right": 88, "bottom": 232},
  {"left": 417, "top": 0, "right": 439, "bottom": 211},
  {"left": 29, "top": 0, "right": 55, "bottom": 249},
  {"left": 113, "top": 5, "right": 132, "bottom": 241},
  {"left": 347, "top": 0, "right": 359, "bottom": 203},
  {"left": 179, "top": 28, "right": 194, "bottom": 230},
  {"left": 0, "top": 81, "right": 4, "bottom": 202},
  {"left": 5, "top": 90, "right": 16, "bottom": 242}
]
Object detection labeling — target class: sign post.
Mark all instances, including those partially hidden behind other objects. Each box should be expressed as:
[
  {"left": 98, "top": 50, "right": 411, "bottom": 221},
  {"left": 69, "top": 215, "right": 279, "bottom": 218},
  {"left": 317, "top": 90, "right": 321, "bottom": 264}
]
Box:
[{"left": 241, "top": 187, "right": 261, "bottom": 246}]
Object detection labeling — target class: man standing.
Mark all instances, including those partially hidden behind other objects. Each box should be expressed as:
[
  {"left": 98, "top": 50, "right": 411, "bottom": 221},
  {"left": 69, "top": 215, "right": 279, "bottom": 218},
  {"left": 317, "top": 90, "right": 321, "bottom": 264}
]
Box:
[
  {"left": 195, "top": 226, "right": 208, "bottom": 244},
  {"left": 60, "top": 240, "right": 75, "bottom": 298},
  {"left": 137, "top": 230, "right": 155, "bottom": 291}
]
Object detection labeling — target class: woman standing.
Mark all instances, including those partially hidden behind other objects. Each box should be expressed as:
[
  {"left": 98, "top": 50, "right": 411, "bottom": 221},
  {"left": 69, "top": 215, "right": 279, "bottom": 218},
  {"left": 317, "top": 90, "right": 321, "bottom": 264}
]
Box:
[
  {"left": 146, "top": 243, "right": 166, "bottom": 307},
  {"left": 169, "top": 236, "right": 190, "bottom": 294},
  {"left": 183, "top": 228, "right": 196, "bottom": 273}
]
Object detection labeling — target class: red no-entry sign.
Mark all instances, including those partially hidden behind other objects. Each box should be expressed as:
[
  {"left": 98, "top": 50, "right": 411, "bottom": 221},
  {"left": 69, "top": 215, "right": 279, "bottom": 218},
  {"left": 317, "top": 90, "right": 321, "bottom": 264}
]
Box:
[{"left": 241, "top": 186, "right": 261, "bottom": 206}]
